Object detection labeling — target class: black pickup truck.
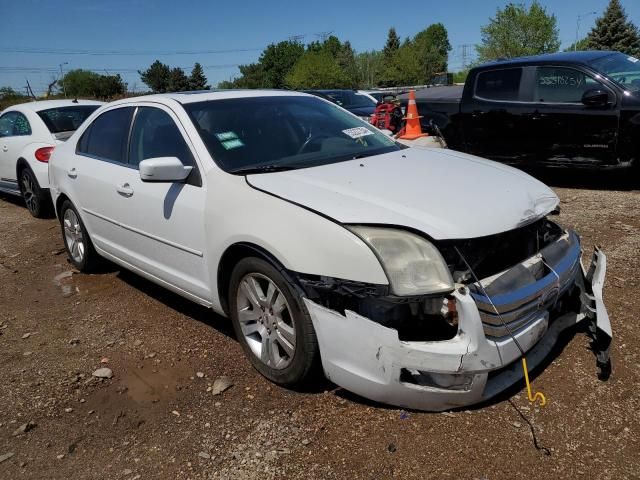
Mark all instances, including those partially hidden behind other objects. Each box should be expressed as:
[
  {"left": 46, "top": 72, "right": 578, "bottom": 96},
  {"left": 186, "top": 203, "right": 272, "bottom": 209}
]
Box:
[{"left": 410, "top": 51, "right": 640, "bottom": 169}]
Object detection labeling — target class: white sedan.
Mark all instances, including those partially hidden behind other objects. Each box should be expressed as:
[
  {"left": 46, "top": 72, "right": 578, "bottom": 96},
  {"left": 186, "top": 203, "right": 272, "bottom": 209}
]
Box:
[
  {"left": 48, "top": 91, "right": 612, "bottom": 411},
  {"left": 0, "top": 99, "right": 103, "bottom": 217}
]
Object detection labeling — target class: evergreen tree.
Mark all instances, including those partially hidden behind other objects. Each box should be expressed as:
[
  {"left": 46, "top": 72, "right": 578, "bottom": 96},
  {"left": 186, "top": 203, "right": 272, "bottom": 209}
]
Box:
[
  {"left": 383, "top": 28, "right": 400, "bottom": 60},
  {"left": 168, "top": 67, "right": 190, "bottom": 92},
  {"left": 586, "top": 0, "right": 640, "bottom": 56},
  {"left": 139, "top": 60, "right": 171, "bottom": 93},
  {"left": 188, "top": 63, "right": 209, "bottom": 90}
]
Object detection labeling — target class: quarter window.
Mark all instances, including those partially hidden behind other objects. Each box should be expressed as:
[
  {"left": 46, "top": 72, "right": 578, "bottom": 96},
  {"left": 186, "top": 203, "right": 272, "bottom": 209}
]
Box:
[
  {"left": 475, "top": 68, "right": 523, "bottom": 101},
  {"left": 77, "top": 107, "right": 134, "bottom": 163},
  {"left": 534, "top": 67, "right": 605, "bottom": 103},
  {"left": 0, "top": 111, "right": 32, "bottom": 137}
]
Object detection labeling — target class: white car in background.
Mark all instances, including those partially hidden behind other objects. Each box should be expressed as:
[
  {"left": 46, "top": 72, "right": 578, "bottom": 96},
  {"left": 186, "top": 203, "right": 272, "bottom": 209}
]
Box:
[
  {"left": 0, "top": 100, "right": 103, "bottom": 217},
  {"left": 48, "top": 91, "right": 611, "bottom": 411}
]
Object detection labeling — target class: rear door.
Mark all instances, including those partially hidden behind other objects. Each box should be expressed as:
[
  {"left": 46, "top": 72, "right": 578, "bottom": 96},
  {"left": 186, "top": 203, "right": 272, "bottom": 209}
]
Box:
[
  {"left": 460, "top": 67, "right": 534, "bottom": 163},
  {"left": 525, "top": 65, "right": 619, "bottom": 166}
]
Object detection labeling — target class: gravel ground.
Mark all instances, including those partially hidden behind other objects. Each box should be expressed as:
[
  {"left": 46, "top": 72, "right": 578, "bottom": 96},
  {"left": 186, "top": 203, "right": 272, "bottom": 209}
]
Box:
[{"left": 0, "top": 171, "right": 639, "bottom": 479}]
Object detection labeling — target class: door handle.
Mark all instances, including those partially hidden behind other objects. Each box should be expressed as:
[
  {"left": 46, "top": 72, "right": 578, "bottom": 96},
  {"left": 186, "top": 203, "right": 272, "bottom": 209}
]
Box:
[
  {"left": 67, "top": 167, "right": 77, "bottom": 178},
  {"left": 2, "top": 145, "right": 8, "bottom": 152},
  {"left": 116, "top": 183, "right": 134, "bottom": 197}
]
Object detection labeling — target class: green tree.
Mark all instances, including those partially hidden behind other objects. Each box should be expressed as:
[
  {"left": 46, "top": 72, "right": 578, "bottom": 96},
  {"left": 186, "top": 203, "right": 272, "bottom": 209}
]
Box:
[
  {"left": 259, "top": 40, "right": 305, "bottom": 88},
  {"left": 414, "top": 23, "right": 452, "bottom": 83},
  {"left": 189, "top": 63, "right": 209, "bottom": 90},
  {"left": 285, "top": 51, "right": 350, "bottom": 89},
  {"left": 586, "top": 0, "right": 640, "bottom": 56},
  {"left": 476, "top": 2, "right": 560, "bottom": 62},
  {"left": 93, "top": 74, "right": 126, "bottom": 100},
  {"left": 139, "top": 60, "right": 171, "bottom": 93},
  {"left": 336, "top": 41, "right": 359, "bottom": 88},
  {"left": 383, "top": 28, "right": 400, "bottom": 60},
  {"left": 355, "top": 51, "right": 384, "bottom": 88},
  {"left": 565, "top": 37, "right": 590, "bottom": 52},
  {"left": 61, "top": 69, "right": 100, "bottom": 97},
  {"left": 168, "top": 67, "right": 190, "bottom": 92}
]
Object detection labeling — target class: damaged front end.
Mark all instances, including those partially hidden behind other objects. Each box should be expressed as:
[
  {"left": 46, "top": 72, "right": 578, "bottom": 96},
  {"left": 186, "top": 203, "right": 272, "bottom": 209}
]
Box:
[{"left": 296, "top": 219, "right": 612, "bottom": 411}]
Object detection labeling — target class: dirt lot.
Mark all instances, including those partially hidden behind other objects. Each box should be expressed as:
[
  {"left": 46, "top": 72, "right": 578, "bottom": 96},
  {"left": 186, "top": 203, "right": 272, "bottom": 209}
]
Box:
[{"left": 1, "top": 171, "right": 639, "bottom": 480}]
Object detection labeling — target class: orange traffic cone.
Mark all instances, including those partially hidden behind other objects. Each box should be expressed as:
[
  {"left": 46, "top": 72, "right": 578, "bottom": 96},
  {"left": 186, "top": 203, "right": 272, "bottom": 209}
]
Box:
[{"left": 399, "top": 90, "right": 428, "bottom": 140}]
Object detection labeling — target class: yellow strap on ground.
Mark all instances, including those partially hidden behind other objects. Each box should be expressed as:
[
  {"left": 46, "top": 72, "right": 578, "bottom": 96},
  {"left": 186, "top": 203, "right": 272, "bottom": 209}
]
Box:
[{"left": 522, "top": 357, "right": 547, "bottom": 406}]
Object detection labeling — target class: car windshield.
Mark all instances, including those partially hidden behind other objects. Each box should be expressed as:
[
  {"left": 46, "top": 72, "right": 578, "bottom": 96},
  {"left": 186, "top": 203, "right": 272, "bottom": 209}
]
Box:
[
  {"left": 588, "top": 52, "right": 640, "bottom": 94},
  {"left": 37, "top": 105, "right": 100, "bottom": 133},
  {"left": 184, "top": 95, "right": 400, "bottom": 173}
]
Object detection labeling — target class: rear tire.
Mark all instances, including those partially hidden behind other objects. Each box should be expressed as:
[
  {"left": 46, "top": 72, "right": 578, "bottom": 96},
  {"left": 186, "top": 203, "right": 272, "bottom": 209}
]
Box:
[
  {"left": 59, "top": 199, "right": 100, "bottom": 272},
  {"left": 228, "top": 257, "right": 319, "bottom": 386},
  {"left": 19, "top": 167, "right": 51, "bottom": 218}
]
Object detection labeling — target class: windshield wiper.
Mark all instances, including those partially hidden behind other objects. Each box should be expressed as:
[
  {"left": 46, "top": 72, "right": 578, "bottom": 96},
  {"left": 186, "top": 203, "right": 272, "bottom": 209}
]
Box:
[{"left": 231, "top": 165, "right": 296, "bottom": 175}]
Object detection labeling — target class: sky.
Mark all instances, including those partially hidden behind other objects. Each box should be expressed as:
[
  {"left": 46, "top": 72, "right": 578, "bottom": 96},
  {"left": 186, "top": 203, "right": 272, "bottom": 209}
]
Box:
[{"left": 1, "top": 0, "right": 638, "bottom": 95}]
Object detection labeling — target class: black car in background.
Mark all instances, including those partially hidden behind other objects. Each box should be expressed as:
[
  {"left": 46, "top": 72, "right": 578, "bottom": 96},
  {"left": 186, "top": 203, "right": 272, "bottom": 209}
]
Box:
[
  {"left": 303, "top": 89, "right": 376, "bottom": 121},
  {"left": 406, "top": 51, "right": 640, "bottom": 170}
]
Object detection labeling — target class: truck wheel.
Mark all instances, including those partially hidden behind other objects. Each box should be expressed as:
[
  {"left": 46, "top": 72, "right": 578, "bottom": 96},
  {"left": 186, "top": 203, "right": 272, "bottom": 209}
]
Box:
[
  {"left": 228, "top": 257, "right": 319, "bottom": 386},
  {"left": 19, "top": 167, "right": 51, "bottom": 218},
  {"left": 59, "top": 200, "right": 100, "bottom": 272}
]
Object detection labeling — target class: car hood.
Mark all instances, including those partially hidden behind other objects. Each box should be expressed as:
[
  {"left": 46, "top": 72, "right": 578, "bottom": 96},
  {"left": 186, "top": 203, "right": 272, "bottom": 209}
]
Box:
[
  {"left": 246, "top": 148, "right": 559, "bottom": 240},
  {"left": 347, "top": 106, "right": 375, "bottom": 116}
]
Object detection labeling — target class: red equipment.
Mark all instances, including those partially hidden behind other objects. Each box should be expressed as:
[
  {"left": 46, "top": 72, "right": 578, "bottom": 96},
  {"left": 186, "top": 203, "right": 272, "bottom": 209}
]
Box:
[{"left": 370, "top": 95, "right": 403, "bottom": 133}]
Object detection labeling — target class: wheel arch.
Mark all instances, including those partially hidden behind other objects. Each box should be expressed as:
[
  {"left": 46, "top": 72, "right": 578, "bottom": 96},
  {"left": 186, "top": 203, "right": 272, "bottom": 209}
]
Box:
[
  {"left": 15, "top": 157, "right": 31, "bottom": 179},
  {"left": 54, "top": 192, "right": 71, "bottom": 219},
  {"left": 217, "top": 242, "right": 288, "bottom": 316}
]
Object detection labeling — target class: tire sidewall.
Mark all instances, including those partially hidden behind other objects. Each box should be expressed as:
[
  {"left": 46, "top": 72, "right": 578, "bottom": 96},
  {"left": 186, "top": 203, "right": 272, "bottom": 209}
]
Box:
[
  {"left": 59, "top": 200, "right": 91, "bottom": 271},
  {"left": 228, "top": 257, "right": 318, "bottom": 386},
  {"left": 19, "top": 168, "right": 42, "bottom": 218}
]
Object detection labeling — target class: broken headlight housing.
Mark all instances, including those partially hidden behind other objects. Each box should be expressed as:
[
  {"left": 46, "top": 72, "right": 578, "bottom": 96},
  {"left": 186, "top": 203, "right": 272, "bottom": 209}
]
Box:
[{"left": 349, "top": 226, "right": 454, "bottom": 296}]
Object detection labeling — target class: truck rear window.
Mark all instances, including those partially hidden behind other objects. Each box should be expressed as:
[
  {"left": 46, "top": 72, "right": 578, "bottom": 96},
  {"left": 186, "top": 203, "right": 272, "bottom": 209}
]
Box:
[
  {"left": 475, "top": 68, "right": 522, "bottom": 101},
  {"left": 37, "top": 106, "right": 100, "bottom": 134}
]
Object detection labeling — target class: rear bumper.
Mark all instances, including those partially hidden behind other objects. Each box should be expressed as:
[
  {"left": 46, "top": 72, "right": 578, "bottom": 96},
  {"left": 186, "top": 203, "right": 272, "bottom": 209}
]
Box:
[{"left": 305, "top": 248, "right": 612, "bottom": 411}]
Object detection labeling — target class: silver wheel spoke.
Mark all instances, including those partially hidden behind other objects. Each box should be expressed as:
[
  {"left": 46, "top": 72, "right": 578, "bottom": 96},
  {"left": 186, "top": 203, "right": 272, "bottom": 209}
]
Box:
[
  {"left": 276, "top": 319, "right": 295, "bottom": 345},
  {"left": 266, "top": 282, "right": 278, "bottom": 308},
  {"left": 275, "top": 330, "right": 294, "bottom": 357},
  {"left": 242, "top": 278, "right": 264, "bottom": 309},
  {"left": 261, "top": 335, "right": 273, "bottom": 365},
  {"left": 238, "top": 307, "right": 261, "bottom": 323},
  {"left": 240, "top": 320, "right": 261, "bottom": 336}
]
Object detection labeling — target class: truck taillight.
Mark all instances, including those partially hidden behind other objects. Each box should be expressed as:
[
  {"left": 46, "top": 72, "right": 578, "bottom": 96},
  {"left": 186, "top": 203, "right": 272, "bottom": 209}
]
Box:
[{"left": 35, "top": 147, "right": 54, "bottom": 162}]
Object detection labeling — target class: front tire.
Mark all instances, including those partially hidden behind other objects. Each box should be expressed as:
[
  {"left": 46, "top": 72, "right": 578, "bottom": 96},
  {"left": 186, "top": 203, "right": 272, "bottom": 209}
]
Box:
[
  {"left": 19, "top": 167, "right": 51, "bottom": 218},
  {"left": 228, "top": 257, "right": 319, "bottom": 386},
  {"left": 59, "top": 200, "right": 100, "bottom": 272}
]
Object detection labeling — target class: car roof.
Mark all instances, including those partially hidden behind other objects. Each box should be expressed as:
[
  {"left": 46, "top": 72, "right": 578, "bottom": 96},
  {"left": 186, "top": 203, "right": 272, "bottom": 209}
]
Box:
[
  {"left": 475, "top": 50, "right": 618, "bottom": 69},
  {"left": 108, "top": 89, "right": 313, "bottom": 107},
  {"left": 7, "top": 99, "right": 105, "bottom": 113}
]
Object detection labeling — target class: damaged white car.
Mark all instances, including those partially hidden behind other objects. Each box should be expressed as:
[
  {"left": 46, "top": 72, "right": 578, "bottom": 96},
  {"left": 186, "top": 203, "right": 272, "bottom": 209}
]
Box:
[{"left": 48, "top": 91, "right": 612, "bottom": 411}]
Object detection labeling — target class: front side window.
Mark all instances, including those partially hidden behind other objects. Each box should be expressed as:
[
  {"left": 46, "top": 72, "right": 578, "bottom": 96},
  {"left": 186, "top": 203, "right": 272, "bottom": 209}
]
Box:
[
  {"left": 475, "top": 68, "right": 523, "bottom": 101},
  {"left": 128, "top": 107, "right": 195, "bottom": 168},
  {"left": 77, "top": 107, "right": 133, "bottom": 163},
  {"left": 185, "top": 95, "right": 399, "bottom": 174},
  {"left": 534, "top": 67, "right": 604, "bottom": 103},
  {"left": 38, "top": 106, "right": 100, "bottom": 134},
  {"left": 0, "top": 111, "right": 31, "bottom": 137}
]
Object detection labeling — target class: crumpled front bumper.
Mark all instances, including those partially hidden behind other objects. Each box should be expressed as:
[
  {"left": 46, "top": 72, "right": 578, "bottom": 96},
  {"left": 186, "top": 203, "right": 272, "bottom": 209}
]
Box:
[{"left": 305, "top": 248, "right": 612, "bottom": 411}]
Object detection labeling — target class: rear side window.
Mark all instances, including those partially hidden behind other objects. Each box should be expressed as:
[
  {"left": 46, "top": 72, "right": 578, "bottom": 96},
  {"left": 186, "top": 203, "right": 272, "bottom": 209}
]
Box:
[
  {"left": 0, "top": 111, "right": 32, "bottom": 137},
  {"left": 77, "top": 107, "right": 134, "bottom": 163},
  {"left": 38, "top": 106, "right": 100, "bottom": 133},
  {"left": 475, "top": 68, "right": 523, "bottom": 101}
]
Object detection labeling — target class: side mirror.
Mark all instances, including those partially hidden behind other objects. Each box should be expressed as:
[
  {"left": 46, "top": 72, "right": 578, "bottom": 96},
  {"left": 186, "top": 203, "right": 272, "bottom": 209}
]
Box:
[
  {"left": 581, "top": 89, "right": 610, "bottom": 107},
  {"left": 139, "top": 157, "right": 192, "bottom": 182}
]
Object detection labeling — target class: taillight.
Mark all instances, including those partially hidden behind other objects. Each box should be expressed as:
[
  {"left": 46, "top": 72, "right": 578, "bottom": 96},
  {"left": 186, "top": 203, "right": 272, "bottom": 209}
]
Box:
[{"left": 35, "top": 146, "right": 54, "bottom": 162}]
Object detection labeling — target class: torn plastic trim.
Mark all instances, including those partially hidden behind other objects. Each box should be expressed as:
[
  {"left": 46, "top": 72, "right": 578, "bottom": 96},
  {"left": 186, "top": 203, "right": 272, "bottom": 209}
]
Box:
[{"left": 304, "top": 248, "right": 612, "bottom": 410}]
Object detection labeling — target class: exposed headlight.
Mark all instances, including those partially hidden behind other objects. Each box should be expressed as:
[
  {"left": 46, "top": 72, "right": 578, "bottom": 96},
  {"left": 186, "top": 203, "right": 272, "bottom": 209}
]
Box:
[{"left": 349, "top": 226, "right": 454, "bottom": 296}]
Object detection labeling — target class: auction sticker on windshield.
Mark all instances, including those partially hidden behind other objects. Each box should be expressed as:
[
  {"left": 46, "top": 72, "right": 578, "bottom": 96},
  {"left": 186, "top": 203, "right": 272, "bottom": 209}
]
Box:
[{"left": 342, "top": 127, "right": 374, "bottom": 139}]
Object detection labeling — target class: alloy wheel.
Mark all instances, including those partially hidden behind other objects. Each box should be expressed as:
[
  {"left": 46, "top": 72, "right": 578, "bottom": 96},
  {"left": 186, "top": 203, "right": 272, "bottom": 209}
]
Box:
[
  {"left": 21, "top": 172, "right": 38, "bottom": 214},
  {"left": 63, "top": 209, "right": 85, "bottom": 264},
  {"left": 236, "top": 273, "right": 296, "bottom": 370}
]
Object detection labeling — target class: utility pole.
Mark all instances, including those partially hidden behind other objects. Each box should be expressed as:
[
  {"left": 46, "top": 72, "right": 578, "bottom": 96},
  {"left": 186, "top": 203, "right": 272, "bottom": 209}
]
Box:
[
  {"left": 59, "top": 62, "right": 69, "bottom": 97},
  {"left": 575, "top": 11, "right": 597, "bottom": 50}
]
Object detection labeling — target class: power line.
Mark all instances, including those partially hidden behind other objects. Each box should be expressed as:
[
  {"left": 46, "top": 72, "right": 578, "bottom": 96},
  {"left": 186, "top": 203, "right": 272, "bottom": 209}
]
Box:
[
  {"left": 0, "top": 64, "right": 240, "bottom": 73},
  {"left": 0, "top": 47, "right": 261, "bottom": 56}
]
